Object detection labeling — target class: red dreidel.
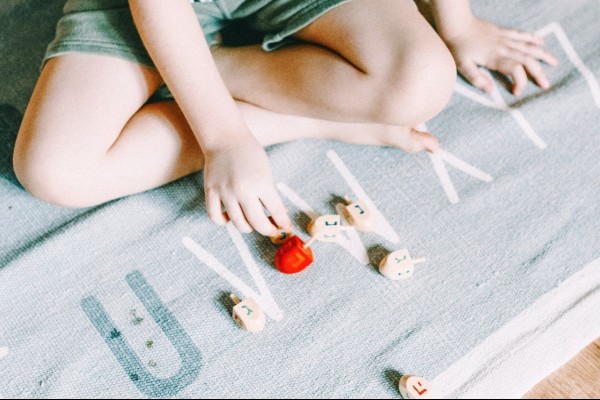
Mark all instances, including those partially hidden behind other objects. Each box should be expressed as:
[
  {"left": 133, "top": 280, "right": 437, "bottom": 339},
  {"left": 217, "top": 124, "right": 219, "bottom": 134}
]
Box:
[{"left": 275, "top": 236, "right": 315, "bottom": 274}]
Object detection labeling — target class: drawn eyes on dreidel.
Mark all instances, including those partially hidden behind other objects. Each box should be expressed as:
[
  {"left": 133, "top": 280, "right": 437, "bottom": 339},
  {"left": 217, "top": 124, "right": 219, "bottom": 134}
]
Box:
[
  {"left": 379, "top": 249, "right": 427, "bottom": 281},
  {"left": 307, "top": 215, "right": 342, "bottom": 243}
]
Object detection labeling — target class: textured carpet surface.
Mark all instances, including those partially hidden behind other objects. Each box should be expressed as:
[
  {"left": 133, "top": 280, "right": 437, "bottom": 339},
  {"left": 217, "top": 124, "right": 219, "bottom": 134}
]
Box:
[{"left": 1, "top": 1, "right": 599, "bottom": 398}]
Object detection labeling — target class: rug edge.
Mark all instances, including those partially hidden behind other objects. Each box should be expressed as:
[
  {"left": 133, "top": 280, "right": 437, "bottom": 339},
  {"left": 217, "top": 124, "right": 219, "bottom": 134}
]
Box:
[{"left": 432, "top": 257, "right": 600, "bottom": 399}]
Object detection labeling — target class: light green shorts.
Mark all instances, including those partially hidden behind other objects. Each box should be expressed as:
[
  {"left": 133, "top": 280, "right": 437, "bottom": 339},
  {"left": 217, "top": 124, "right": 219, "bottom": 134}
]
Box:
[{"left": 44, "top": 0, "right": 352, "bottom": 69}]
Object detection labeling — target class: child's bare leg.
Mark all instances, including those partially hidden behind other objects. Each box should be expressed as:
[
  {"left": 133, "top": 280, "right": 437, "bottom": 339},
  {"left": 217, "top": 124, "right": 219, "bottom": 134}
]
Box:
[
  {"left": 238, "top": 102, "right": 437, "bottom": 153},
  {"left": 213, "top": 0, "right": 457, "bottom": 127},
  {"left": 14, "top": 54, "right": 177, "bottom": 207},
  {"left": 14, "top": 54, "right": 435, "bottom": 208},
  {"left": 15, "top": 0, "right": 454, "bottom": 209}
]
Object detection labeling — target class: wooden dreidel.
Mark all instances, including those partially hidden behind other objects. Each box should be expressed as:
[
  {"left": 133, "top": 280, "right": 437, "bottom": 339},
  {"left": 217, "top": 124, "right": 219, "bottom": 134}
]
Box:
[
  {"left": 399, "top": 375, "right": 433, "bottom": 399},
  {"left": 230, "top": 294, "right": 265, "bottom": 333},
  {"left": 343, "top": 196, "right": 375, "bottom": 232},
  {"left": 268, "top": 216, "right": 294, "bottom": 245},
  {"left": 275, "top": 235, "right": 315, "bottom": 274},
  {"left": 307, "top": 214, "right": 342, "bottom": 243},
  {"left": 379, "top": 249, "right": 427, "bottom": 281},
  {"left": 270, "top": 227, "right": 294, "bottom": 245}
]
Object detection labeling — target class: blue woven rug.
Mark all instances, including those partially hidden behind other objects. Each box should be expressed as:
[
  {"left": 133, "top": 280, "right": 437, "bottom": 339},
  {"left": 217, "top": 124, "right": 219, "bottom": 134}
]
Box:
[{"left": 1, "top": 1, "right": 599, "bottom": 398}]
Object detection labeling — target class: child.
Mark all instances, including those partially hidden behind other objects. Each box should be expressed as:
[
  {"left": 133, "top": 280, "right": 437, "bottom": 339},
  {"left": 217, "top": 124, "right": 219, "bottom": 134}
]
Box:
[{"left": 13, "top": 0, "right": 556, "bottom": 237}]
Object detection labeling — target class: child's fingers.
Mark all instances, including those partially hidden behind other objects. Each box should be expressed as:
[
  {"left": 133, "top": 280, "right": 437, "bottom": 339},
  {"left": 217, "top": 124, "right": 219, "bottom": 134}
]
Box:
[
  {"left": 261, "top": 190, "right": 292, "bottom": 231},
  {"left": 506, "top": 50, "right": 550, "bottom": 90},
  {"left": 497, "top": 60, "right": 528, "bottom": 95},
  {"left": 509, "top": 41, "right": 558, "bottom": 66},
  {"left": 458, "top": 60, "right": 494, "bottom": 93},
  {"left": 240, "top": 198, "right": 279, "bottom": 237},
  {"left": 222, "top": 197, "right": 253, "bottom": 234},
  {"left": 206, "top": 190, "right": 228, "bottom": 226},
  {"left": 503, "top": 28, "right": 544, "bottom": 46},
  {"left": 511, "top": 65, "right": 528, "bottom": 95}
]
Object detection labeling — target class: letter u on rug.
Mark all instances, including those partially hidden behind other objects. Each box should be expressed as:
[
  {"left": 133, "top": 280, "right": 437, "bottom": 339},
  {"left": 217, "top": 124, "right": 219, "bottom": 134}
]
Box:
[{"left": 81, "top": 271, "right": 202, "bottom": 398}]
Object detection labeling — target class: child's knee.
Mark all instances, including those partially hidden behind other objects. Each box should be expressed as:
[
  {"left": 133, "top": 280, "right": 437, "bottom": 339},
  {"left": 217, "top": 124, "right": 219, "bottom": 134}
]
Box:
[
  {"left": 407, "top": 39, "right": 457, "bottom": 122},
  {"left": 13, "top": 131, "right": 98, "bottom": 209},
  {"left": 369, "top": 37, "right": 457, "bottom": 126}
]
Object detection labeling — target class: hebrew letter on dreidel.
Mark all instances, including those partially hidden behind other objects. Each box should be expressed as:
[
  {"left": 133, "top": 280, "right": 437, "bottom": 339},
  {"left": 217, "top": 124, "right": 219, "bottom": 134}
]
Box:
[
  {"left": 230, "top": 294, "right": 266, "bottom": 333},
  {"left": 343, "top": 197, "right": 374, "bottom": 232}
]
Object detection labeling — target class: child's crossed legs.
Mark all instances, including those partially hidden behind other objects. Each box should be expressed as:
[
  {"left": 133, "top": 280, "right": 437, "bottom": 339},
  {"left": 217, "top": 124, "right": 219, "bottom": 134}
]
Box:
[{"left": 14, "top": 0, "right": 455, "bottom": 212}]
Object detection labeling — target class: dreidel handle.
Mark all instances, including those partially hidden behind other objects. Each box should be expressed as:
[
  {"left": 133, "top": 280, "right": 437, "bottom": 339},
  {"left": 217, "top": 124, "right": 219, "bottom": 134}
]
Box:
[
  {"left": 343, "top": 195, "right": 352, "bottom": 205},
  {"left": 230, "top": 294, "right": 241, "bottom": 305},
  {"left": 304, "top": 236, "right": 317, "bottom": 249},
  {"left": 412, "top": 258, "right": 427, "bottom": 265}
]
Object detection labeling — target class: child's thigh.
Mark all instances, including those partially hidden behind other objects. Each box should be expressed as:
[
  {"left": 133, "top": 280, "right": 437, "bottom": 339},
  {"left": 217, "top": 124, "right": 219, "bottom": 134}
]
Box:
[{"left": 17, "top": 54, "right": 163, "bottom": 162}]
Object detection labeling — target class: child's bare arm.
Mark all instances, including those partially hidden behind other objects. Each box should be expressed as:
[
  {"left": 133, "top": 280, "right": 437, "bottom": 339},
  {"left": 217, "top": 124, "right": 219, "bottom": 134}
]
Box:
[
  {"left": 431, "top": 0, "right": 558, "bottom": 95},
  {"left": 129, "top": 0, "right": 290, "bottom": 236}
]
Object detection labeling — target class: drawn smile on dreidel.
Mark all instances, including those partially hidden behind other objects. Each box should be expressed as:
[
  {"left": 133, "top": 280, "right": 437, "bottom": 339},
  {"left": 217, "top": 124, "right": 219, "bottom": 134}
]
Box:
[
  {"left": 379, "top": 249, "right": 427, "bottom": 281},
  {"left": 398, "top": 375, "right": 433, "bottom": 399},
  {"left": 307, "top": 215, "right": 344, "bottom": 243}
]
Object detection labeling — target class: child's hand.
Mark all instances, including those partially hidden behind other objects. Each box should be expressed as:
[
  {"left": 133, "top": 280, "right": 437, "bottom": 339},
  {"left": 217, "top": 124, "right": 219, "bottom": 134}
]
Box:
[
  {"left": 203, "top": 135, "right": 291, "bottom": 236},
  {"left": 442, "top": 18, "right": 558, "bottom": 95}
]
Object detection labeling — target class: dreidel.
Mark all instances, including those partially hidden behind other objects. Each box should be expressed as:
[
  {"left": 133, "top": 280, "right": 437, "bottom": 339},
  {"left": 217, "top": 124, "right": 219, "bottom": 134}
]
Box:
[
  {"left": 379, "top": 249, "right": 427, "bottom": 281},
  {"left": 230, "top": 294, "right": 266, "bottom": 333},
  {"left": 307, "top": 215, "right": 343, "bottom": 243},
  {"left": 343, "top": 196, "right": 375, "bottom": 232},
  {"left": 275, "top": 235, "right": 314, "bottom": 274},
  {"left": 399, "top": 375, "right": 433, "bottom": 399},
  {"left": 269, "top": 217, "right": 295, "bottom": 245},
  {"left": 270, "top": 227, "right": 295, "bottom": 245}
]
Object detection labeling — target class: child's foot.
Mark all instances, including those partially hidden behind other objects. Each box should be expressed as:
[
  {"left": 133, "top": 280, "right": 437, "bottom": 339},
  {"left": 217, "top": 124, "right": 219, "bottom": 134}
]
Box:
[
  {"left": 236, "top": 100, "right": 439, "bottom": 153},
  {"left": 342, "top": 124, "right": 439, "bottom": 153}
]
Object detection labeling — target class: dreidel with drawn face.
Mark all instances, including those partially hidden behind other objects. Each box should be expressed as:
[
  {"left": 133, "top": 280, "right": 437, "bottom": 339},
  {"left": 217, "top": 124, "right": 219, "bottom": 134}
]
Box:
[
  {"left": 399, "top": 375, "right": 433, "bottom": 399},
  {"left": 343, "top": 196, "right": 375, "bottom": 232},
  {"left": 230, "top": 294, "right": 266, "bottom": 333},
  {"left": 379, "top": 249, "right": 427, "bottom": 281},
  {"left": 307, "top": 215, "right": 342, "bottom": 243}
]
